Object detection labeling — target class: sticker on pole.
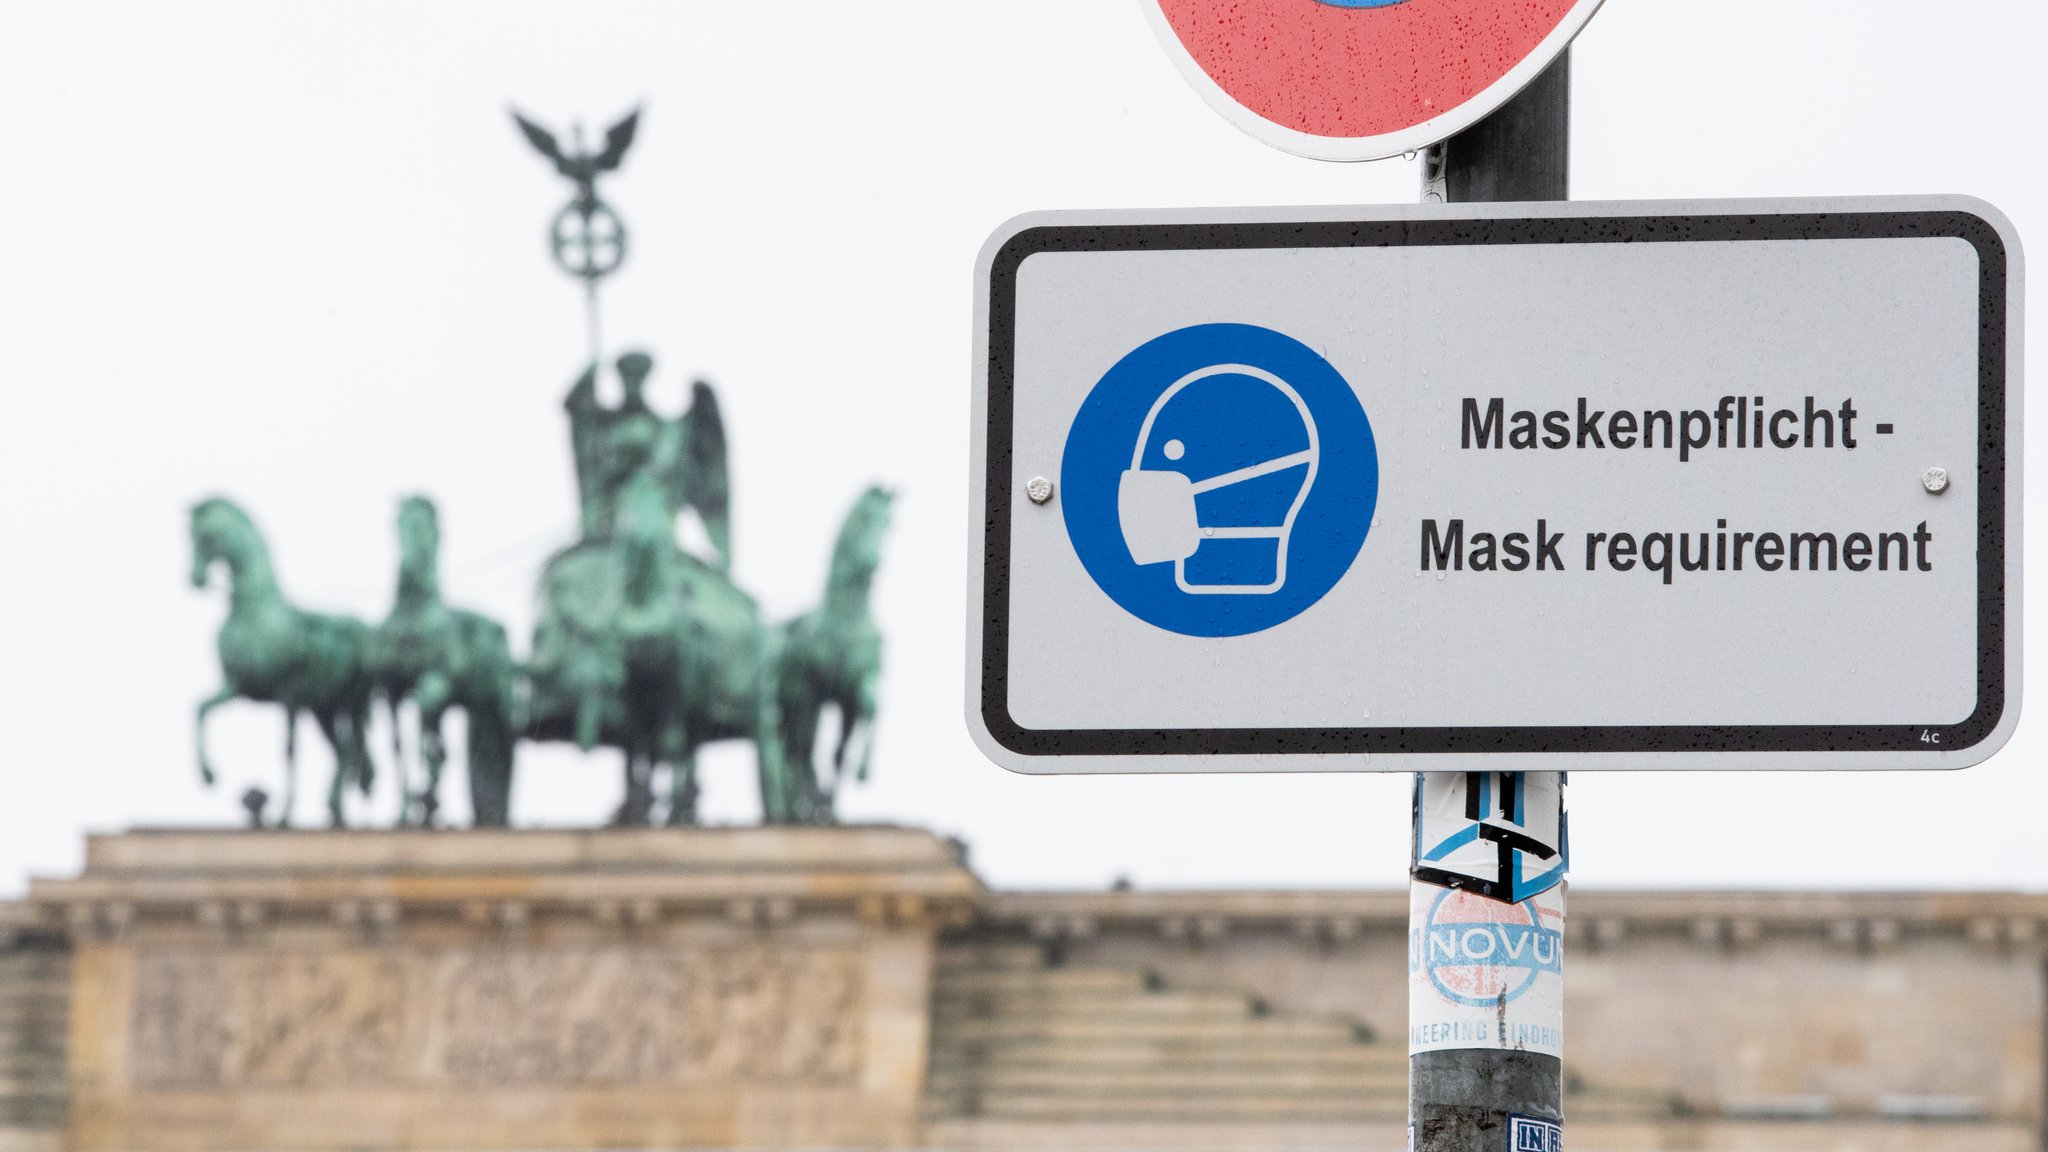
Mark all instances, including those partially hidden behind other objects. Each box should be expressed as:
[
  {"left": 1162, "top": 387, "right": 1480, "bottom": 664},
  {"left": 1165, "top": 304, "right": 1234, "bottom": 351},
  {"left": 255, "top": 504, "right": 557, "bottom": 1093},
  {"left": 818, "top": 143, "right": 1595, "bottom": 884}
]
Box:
[
  {"left": 1507, "top": 1116, "right": 1563, "bottom": 1152},
  {"left": 1142, "top": 0, "right": 1607, "bottom": 161},
  {"left": 1408, "top": 885, "right": 1565, "bottom": 1060},
  {"left": 1415, "top": 772, "right": 1566, "bottom": 904}
]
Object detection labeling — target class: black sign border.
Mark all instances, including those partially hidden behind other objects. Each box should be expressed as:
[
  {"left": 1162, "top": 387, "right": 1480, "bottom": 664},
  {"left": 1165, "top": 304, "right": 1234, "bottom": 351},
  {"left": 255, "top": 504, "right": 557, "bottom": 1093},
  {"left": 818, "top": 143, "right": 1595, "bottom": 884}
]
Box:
[{"left": 980, "top": 209, "right": 2010, "bottom": 761}]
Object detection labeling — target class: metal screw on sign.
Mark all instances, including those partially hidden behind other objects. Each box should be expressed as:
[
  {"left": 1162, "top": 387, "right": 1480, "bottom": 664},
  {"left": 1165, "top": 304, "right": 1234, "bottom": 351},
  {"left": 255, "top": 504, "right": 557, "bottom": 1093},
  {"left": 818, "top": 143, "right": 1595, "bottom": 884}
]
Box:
[
  {"left": 1025, "top": 476, "right": 1055, "bottom": 505},
  {"left": 1922, "top": 467, "right": 1951, "bottom": 494},
  {"left": 512, "top": 105, "right": 641, "bottom": 367}
]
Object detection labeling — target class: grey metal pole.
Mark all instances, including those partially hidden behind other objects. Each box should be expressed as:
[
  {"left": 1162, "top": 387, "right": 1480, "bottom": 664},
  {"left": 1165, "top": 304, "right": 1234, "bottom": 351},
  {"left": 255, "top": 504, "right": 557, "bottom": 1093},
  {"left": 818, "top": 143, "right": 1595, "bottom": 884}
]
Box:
[
  {"left": 1435, "top": 54, "right": 1570, "bottom": 203},
  {"left": 1408, "top": 51, "right": 1571, "bottom": 1152}
]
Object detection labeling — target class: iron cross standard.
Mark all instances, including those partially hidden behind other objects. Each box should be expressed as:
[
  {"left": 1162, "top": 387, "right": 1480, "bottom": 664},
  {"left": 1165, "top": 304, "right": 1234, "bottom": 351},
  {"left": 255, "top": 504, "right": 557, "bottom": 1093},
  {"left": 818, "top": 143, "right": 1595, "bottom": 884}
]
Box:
[{"left": 512, "top": 105, "right": 640, "bottom": 365}]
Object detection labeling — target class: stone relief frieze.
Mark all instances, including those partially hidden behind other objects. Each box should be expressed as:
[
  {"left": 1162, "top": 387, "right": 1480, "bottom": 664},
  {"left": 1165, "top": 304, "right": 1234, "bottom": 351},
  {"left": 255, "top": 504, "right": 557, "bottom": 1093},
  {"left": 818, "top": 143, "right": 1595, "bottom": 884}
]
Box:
[
  {"left": 131, "top": 946, "right": 864, "bottom": 1090},
  {"left": 133, "top": 955, "right": 234, "bottom": 1088}
]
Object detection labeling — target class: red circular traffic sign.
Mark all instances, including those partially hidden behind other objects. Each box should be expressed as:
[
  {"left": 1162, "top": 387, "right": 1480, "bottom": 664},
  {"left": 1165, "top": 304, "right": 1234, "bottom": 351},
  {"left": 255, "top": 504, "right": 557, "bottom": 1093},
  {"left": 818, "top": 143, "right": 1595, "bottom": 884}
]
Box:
[{"left": 1144, "top": 0, "right": 1605, "bottom": 161}]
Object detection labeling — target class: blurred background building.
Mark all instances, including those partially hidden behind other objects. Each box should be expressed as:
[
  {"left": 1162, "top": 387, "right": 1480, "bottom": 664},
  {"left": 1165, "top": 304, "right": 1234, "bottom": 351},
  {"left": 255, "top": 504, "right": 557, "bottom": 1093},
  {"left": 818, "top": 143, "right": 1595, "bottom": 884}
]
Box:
[
  {"left": 0, "top": 828, "right": 2040, "bottom": 1152},
  {"left": 2, "top": 5, "right": 2045, "bottom": 1151}
]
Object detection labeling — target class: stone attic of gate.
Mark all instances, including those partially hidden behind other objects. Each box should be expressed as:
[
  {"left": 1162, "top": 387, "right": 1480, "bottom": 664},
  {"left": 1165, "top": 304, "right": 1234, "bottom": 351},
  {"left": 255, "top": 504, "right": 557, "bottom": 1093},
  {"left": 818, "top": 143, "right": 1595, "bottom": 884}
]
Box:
[{"left": 1, "top": 830, "right": 2043, "bottom": 1152}]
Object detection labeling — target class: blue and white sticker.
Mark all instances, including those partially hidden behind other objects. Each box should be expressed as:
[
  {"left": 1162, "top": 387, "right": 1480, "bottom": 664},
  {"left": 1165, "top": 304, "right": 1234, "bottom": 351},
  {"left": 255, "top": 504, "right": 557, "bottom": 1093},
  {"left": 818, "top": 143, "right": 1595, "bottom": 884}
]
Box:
[
  {"left": 1408, "top": 884, "right": 1565, "bottom": 1060},
  {"left": 1507, "top": 1115, "right": 1563, "bottom": 1152},
  {"left": 1059, "top": 323, "right": 1378, "bottom": 637},
  {"left": 1415, "top": 772, "right": 1568, "bottom": 904}
]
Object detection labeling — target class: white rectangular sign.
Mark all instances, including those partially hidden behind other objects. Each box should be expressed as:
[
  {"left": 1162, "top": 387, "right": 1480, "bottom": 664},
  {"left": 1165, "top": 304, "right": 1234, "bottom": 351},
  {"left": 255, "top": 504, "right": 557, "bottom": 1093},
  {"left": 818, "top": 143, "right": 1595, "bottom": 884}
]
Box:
[{"left": 967, "top": 197, "right": 2021, "bottom": 772}]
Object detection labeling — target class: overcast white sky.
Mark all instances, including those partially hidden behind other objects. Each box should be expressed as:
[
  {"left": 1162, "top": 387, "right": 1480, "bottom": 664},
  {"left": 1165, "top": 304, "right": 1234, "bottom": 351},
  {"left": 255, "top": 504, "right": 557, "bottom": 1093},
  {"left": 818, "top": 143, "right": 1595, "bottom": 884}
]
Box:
[{"left": 0, "top": 1, "right": 2043, "bottom": 897}]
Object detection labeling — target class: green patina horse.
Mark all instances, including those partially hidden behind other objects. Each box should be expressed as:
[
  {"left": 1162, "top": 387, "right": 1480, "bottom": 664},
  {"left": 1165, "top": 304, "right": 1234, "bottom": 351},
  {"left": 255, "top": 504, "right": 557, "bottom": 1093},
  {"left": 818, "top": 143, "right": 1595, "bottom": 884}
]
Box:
[
  {"left": 189, "top": 498, "right": 377, "bottom": 827},
  {"left": 775, "top": 486, "right": 893, "bottom": 823},
  {"left": 371, "top": 496, "right": 520, "bottom": 827}
]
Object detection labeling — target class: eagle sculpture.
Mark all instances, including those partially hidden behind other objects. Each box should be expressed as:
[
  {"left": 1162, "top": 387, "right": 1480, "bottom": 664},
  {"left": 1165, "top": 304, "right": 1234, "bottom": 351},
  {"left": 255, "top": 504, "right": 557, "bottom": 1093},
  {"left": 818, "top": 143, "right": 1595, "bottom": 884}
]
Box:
[{"left": 511, "top": 107, "right": 640, "bottom": 203}]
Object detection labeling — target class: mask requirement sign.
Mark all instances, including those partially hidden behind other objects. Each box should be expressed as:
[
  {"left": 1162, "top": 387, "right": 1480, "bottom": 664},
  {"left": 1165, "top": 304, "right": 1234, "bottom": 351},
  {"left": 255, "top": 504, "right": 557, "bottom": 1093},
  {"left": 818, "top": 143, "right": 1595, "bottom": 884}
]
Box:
[{"left": 967, "top": 197, "right": 2023, "bottom": 773}]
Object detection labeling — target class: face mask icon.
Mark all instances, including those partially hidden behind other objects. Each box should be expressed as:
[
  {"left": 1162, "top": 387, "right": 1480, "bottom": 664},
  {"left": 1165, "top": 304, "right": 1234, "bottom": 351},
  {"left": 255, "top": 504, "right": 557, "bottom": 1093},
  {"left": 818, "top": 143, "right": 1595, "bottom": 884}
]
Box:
[{"left": 1116, "top": 363, "right": 1319, "bottom": 595}]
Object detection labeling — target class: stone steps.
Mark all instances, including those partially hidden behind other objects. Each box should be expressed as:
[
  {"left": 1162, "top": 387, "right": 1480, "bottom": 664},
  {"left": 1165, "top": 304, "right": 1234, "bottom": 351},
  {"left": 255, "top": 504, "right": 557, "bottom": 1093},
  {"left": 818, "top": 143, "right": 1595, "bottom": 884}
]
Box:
[
  {"left": 0, "top": 941, "right": 68, "bottom": 1137},
  {"left": 934, "top": 992, "right": 1269, "bottom": 1023},
  {"left": 928, "top": 1065, "right": 1405, "bottom": 1093},
  {"left": 936, "top": 967, "right": 1154, "bottom": 995},
  {"left": 927, "top": 1091, "right": 1404, "bottom": 1123},
  {"left": 937, "top": 943, "right": 1060, "bottom": 972},
  {"left": 928, "top": 941, "right": 1688, "bottom": 1134},
  {"left": 930, "top": 1095, "right": 1665, "bottom": 1128},
  {"left": 939, "top": 1015, "right": 1367, "bottom": 1044},
  {"left": 920, "top": 1116, "right": 1400, "bottom": 1151},
  {"left": 1565, "top": 1086, "right": 1682, "bottom": 1121},
  {"left": 925, "top": 945, "right": 1396, "bottom": 1126},
  {"left": 0, "top": 1008, "right": 62, "bottom": 1033},
  {"left": 931, "top": 1041, "right": 1403, "bottom": 1069},
  {"left": 927, "top": 1080, "right": 1669, "bottom": 1119}
]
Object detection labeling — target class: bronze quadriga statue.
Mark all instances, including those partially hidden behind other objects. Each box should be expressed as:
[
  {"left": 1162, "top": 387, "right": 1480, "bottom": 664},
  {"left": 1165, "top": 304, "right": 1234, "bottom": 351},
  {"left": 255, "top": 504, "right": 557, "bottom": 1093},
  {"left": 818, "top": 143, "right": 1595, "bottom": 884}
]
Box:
[
  {"left": 190, "top": 359, "right": 890, "bottom": 829},
  {"left": 188, "top": 105, "right": 888, "bottom": 830}
]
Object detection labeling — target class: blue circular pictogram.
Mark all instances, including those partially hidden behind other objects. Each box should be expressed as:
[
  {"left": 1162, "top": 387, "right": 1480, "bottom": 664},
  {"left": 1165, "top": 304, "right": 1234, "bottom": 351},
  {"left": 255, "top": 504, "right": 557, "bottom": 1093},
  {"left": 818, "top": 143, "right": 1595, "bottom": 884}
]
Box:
[{"left": 1059, "top": 323, "right": 1378, "bottom": 638}]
